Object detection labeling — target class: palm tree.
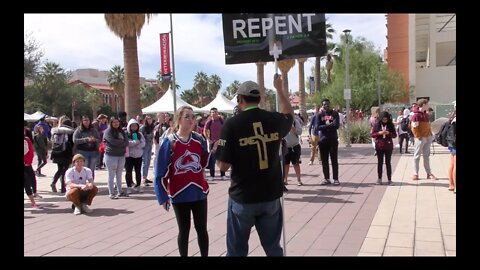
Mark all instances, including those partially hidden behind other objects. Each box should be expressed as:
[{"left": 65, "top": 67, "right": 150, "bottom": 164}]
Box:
[
  {"left": 225, "top": 80, "right": 240, "bottom": 100},
  {"left": 193, "top": 71, "right": 209, "bottom": 107},
  {"left": 208, "top": 74, "right": 222, "bottom": 97},
  {"left": 140, "top": 84, "right": 157, "bottom": 108},
  {"left": 85, "top": 88, "right": 103, "bottom": 117},
  {"left": 107, "top": 65, "right": 125, "bottom": 113},
  {"left": 315, "top": 21, "right": 336, "bottom": 93},
  {"left": 297, "top": 58, "right": 307, "bottom": 121},
  {"left": 277, "top": 59, "right": 296, "bottom": 96},
  {"left": 156, "top": 70, "right": 180, "bottom": 96},
  {"left": 104, "top": 13, "right": 152, "bottom": 119},
  {"left": 256, "top": 62, "right": 267, "bottom": 109}
]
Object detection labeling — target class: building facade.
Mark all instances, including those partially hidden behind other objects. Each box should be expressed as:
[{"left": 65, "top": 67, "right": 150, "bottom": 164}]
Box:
[{"left": 386, "top": 14, "right": 456, "bottom": 104}]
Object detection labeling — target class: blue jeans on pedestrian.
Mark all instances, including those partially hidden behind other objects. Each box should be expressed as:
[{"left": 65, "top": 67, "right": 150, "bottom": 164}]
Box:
[
  {"left": 142, "top": 143, "right": 153, "bottom": 179},
  {"left": 226, "top": 197, "right": 284, "bottom": 256},
  {"left": 77, "top": 150, "right": 98, "bottom": 179}
]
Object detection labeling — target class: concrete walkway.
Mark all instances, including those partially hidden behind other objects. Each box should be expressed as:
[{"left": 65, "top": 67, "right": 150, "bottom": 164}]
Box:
[{"left": 24, "top": 141, "right": 455, "bottom": 256}]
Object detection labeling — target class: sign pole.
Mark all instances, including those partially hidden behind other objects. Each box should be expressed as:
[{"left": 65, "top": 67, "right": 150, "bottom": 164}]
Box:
[
  {"left": 170, "top": 13, "right": 177, "bottom": 112},
  {"left": 269, "top": 41, "right": 287, "bottom": 256}
]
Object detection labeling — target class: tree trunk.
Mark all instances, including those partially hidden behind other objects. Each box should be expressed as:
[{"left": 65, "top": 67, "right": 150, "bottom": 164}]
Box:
[
  {"left": 315, "top": 57, "right": 321, "bottom": 93},
  {"left": 256, "top": 62, "right": 267, "bottom": 110},
  {"left": 123, "top": 36, "right": 141, "bottom": 119},
  {"left": 298, "top": 59, "right": 307, "bottom": 122}
]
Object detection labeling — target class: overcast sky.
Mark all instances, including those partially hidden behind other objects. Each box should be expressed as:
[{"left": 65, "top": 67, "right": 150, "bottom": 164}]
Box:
[{"left": 24, "top": 13, "right": 387, "bottom": 94}]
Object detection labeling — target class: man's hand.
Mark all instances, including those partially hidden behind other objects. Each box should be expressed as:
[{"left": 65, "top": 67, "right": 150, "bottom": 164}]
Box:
[{"left": 273, "top": 74, "right": 283, "bottom": 90}]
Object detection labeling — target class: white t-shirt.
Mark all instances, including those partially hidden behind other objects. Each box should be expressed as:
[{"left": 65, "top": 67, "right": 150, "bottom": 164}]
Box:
[{"left": 65, "top": 167, "right": 94, "bottom": 194}]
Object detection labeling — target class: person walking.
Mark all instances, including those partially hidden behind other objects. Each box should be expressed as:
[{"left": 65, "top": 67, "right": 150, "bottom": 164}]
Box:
[
  {"left": 411, "top": 99, "right": 437, "bottom": 180},
  {"left": 215, "top": 74, "right": 293, "bottom": 256},
  {"left": 203, "top": 107, "right": 225, "bottom": 181},
  {"left": 283, "top": 117, "right": 303, "bottom": 186},
  {"left": 308, "top": 106, "right": 322, "bottom": 165},
  {"left": 372, "top": 111, "right": 397, "bottom": 185},
  {"left": 50, "top": 117, "right": 75, "bottom": 193},
  {"left": 154, "top": 106, "right": 210, "bottom": 257},
  {"left": 447, "top": 106, "right": 456, "bottom": 193}
]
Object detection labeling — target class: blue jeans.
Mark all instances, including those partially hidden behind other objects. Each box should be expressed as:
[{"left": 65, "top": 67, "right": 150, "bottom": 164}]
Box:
[
  {"left": 142, "top": 143, "right": 153, "bottom": 179},
  {"left": 77, "top": 150, "right": 98, "bottom": 179},
  {"left": 226, "top": 197, "right": 284, "bottom": 256}
]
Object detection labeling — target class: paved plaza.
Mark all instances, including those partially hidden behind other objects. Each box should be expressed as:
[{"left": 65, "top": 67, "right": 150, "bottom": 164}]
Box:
[{"left": 24, "top": 141, "right": 456, "bottom": 256}]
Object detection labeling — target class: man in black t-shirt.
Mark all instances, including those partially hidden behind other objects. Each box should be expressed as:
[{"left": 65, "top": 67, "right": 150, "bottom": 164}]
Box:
[
  {"left": 215, "top": 74, "right": 293, "bottom": 257},
  {"left": 314, "top": 99, "right": 340, "bottom": 186}
]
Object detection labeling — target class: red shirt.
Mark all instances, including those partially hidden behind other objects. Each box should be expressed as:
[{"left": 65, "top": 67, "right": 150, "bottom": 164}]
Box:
[{"left": 24, "top": 137, "right": 34, "bottom": 165}]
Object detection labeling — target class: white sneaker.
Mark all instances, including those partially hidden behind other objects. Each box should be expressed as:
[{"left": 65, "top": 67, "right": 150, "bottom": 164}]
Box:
[
  {"left": 220, "top": 176, "right": 225, "bottom": 181},
  {"left": 82, "top": 203, "right": 93, "bottom": 213},
  {"left": 73, "top": 206, "right": 82, "bottom": 215},
  {"left": 136, "top": 186, "right": 143, "bottom": 193},
  {"left": 207, "top": 176, "right": 213, "bottom": 181},
  {"left": 127, "top": 187, "right": 133, "bottom": 194},
  {"left": 308, "top": 161, "right": 314, "bottom": 165}
]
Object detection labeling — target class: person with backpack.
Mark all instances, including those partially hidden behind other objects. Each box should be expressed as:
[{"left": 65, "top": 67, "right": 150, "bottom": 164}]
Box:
[
  {"left": 396, "top": 108, "right": 410, "bottom": 154},
  {"left": 154, "top": 105, "right": 210, "bottom": 257},
  {"left": 447, "top": 107, "right": 456, "bottom": 192},
  {"left": 372, "top": 111, "right": 397, "bottom": 185},
  {"left": 411, "top": 99, "right": 437, "bottom": 181},
  {"left": 203, "top": 107, "right": 225, "bottom": 181},
  {"left": 50, "top": 117, "right": 75, "bottom": 193}
]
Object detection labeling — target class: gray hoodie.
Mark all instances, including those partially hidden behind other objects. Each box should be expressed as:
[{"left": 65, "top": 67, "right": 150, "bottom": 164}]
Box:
[{"left": 126, "top": 119, "right": 146, "bottom": 158}]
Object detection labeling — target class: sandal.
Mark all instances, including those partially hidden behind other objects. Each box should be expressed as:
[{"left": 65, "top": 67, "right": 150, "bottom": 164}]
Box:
[
  {"left": 297, "top": 181, "right": 303, "bottom": 186},
  {"left": 427, "top": 173, "right": 438, "bottom": 180}
]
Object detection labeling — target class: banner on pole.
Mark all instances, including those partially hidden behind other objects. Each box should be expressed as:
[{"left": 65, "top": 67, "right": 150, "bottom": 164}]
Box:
[
  {"left": 309, "top": 76, "right": 315, "bottom": 95},
  {"left": 160, "top": 33, "right": 171, "bottom": 77},
  {"left": 222, "top": 13, "right": 327, "bottom": 64}
]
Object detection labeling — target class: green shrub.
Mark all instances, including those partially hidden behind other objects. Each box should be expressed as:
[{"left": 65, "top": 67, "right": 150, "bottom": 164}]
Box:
[{"left": 339, "top": 119, "right": 372, "bottom": 144}]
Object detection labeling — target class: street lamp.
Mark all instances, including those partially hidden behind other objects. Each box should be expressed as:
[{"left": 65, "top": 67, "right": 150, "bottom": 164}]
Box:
[{"left": 343, "top": 29, "right": 352, "bottom": 148}]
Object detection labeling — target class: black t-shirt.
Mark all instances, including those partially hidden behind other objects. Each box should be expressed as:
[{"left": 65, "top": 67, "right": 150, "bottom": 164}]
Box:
[{"left": 216, "top": 108, "right": 293, "bottom": 203}]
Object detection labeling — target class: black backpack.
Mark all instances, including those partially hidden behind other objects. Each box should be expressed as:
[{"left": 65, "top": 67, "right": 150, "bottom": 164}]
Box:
[
  {"left": 435, "top": 120, "right": 453, "bottom": 147},
  {"left": 400, "top": 117, "right": 410, "bottom": 132},
  {"left": 51, "top": 133, "right": 67, "bottom": 154}
]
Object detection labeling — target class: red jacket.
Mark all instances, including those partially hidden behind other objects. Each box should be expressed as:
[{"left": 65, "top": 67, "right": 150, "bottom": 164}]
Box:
[{"left": 24, "top": 137, "right": 34, "bottom": 165}]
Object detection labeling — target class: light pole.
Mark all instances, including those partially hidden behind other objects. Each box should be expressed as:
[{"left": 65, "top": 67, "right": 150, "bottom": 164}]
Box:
[
  {"left": 377, "top": 64, "right": 381, "bottom": 110},
  {"left": 343, "top": 29, "right": 351, "bottom": 148}
]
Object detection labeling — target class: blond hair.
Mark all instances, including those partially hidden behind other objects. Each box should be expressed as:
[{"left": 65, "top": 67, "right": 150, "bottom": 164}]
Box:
[{"left": 173, "top": 106, "right": 193, "bottom": 133}]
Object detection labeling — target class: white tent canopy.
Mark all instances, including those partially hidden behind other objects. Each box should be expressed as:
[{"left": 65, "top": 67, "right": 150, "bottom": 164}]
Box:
[
  {"left": 199, "top": 91, "right": 237, "bottom": 114},
  {"left": 142, "top": 88, "right": 201, "bottom": 114},
  {"left": 24, "top": 111, "right": 46, "bottom": 122},
  {"left": 230, "top": 94, "right": 237, "bottom": 103}
]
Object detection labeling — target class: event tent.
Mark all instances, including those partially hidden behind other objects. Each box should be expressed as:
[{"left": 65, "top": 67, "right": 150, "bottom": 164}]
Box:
[
  {"left": 199, "top": 91, "right": 237, "bottom": 114},
  {"left": 24, "top": 111, "right": 46, "bottom": 122},
  {"left": 230, "top": 94, "right": 237, "bottom": 103},
  {"left": 142, "top": 88, "right": 200, "bottom": 114}
]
